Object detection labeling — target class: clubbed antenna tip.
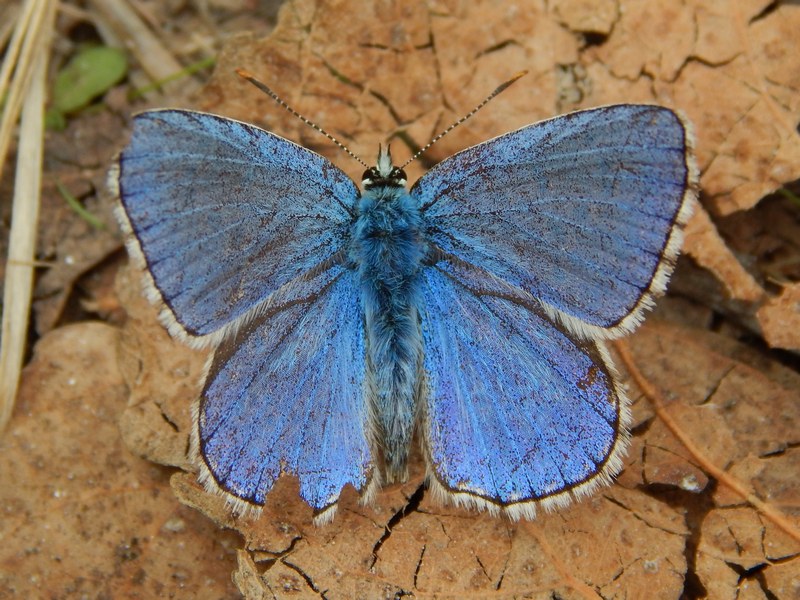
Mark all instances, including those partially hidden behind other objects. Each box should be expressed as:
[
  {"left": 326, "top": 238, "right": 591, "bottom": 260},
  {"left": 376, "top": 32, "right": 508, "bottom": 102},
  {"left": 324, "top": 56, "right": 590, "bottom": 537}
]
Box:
[
  {"left": 235, "top": 68, "right": 370, "bottom": 169},
  {"left": 400, "top": 70, "right": 529, "bottom": 169}
]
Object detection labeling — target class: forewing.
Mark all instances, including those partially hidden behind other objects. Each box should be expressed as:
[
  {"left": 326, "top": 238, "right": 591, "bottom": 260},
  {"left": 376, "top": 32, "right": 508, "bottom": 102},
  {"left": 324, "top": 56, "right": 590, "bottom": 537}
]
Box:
[
  {"left": 114, "top": 109, "right": 358, "bottom": 344},
  {"left": 413, "top": 105, "right": 696, "bottom": 337},
  {"left": 193, "top": 263, "right": 372, "bottom": 521},
  {"left": 420, "top": 257, "right": 629, "bottom": 518}
]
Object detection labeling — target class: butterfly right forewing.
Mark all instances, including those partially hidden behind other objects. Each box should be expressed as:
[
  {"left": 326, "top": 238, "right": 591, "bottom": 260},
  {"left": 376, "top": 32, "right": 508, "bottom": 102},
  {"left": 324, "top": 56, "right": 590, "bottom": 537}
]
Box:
[{"left": 412, "top": 104, "right": 696, "bottom": 340}]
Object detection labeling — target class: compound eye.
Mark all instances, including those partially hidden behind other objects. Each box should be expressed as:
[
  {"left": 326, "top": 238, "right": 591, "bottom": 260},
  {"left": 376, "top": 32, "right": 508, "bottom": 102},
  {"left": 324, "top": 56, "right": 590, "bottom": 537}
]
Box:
[
  {"left": 362, "top": 168, "right": 373, "bottom": 181},
  {"left": 393, "top": 168, "right": 407, "bottom": 181}
]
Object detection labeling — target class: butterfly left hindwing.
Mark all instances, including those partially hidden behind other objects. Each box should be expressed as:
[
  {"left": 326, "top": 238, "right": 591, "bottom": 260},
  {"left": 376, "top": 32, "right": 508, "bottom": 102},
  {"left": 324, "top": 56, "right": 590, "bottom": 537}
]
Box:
[{"left": 194, "top": 263, "right": 374, "bottom": 522}]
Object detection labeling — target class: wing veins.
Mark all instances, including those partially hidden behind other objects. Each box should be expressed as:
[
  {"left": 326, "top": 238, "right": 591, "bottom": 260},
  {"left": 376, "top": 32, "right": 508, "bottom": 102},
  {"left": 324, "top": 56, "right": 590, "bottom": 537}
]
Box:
[
  {"left": 430, "top": 264, "right": 574, "bottom": 496},
  {"left": 430, "top": 256, "right": 620, "bottom": 428},
  {"left": 430, "top": 221, "right": 649, "bottom": 314},
  {"left": 201, "top": 261, "right": 347, "bottom": 441}
]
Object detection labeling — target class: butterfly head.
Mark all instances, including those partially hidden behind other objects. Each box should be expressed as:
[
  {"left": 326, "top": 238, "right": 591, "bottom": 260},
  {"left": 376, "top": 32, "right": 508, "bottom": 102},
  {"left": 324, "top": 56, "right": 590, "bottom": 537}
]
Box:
[{"left": 362, "top": 145, "right": 407, "bottom": 190}]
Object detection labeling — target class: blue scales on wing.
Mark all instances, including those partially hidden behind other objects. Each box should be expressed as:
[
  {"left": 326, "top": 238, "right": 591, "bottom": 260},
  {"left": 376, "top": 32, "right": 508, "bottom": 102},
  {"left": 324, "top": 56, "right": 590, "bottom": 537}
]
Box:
[
  {"left": 412, "top": 105, "right": 694, "bottom": 337},
  {"left": 419, "top": 257, "right": 628, "bottom": 518},
  {"left": 116, "top": 110, "right": 358, "bottom": 341},
  {"left": 195, "top": 262, "right": 373, "bottom": 519}
]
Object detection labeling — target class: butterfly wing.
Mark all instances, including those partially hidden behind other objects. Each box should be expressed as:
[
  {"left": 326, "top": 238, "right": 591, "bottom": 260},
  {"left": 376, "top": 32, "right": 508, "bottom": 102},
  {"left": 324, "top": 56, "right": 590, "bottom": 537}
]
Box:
[
  {"left": 114, "top": 109, "right": 358, "bottom": 345},
  {"left": 193, "top": 262, "right": 373, "bottom": 522},
  {"left": 412, "top": 105, "right": 696, "bottom": 338},
  {"left": 419, "top": 257, "right": 628, "bottom": 518}
]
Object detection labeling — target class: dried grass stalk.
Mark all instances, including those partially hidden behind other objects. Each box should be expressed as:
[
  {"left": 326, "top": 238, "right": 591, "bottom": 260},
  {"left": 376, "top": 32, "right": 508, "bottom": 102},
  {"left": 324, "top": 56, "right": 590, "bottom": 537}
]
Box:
[{"left": 0, "top": 0, "right": 57, "bottom": 431}]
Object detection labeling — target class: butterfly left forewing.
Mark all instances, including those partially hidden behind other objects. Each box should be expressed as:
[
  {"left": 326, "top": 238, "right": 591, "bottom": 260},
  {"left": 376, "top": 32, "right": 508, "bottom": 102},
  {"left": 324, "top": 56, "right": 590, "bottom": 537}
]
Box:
[
  {"left": 418, "top": 256, "right": 629, "bottom": 518},
  {"left": 114, "top": 110, "right": 358, "bottom": 347}
]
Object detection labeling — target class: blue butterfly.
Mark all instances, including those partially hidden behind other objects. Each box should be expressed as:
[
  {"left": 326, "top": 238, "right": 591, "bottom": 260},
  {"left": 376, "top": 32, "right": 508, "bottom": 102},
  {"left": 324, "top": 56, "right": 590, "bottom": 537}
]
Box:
[{"left": 113, "top": 91, "right": 695, "bottom": 523}]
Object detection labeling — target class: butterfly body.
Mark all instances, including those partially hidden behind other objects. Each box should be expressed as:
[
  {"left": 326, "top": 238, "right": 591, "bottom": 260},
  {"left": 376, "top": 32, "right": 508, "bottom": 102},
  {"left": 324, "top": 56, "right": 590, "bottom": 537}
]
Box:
[
  {"left": 113, "top": 103, "right": 696, "bottom": 523},
  {"left": 350, "top": 149, "right": 426, "bottom": 480}
]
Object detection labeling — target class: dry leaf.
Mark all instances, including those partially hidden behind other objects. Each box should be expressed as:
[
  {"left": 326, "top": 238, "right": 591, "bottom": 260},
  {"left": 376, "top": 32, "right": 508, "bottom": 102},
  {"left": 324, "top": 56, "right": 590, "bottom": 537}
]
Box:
[
  {"left": 32, "top": 110, "right": 125, "bottom": 333},
  {"left": 6, "top": 0, "right": 800, "bottom": 597},
  {"left": 0, "top": 322, "right": 238, "bottom": 597},
  {"left": 625, "top": 320, "right": 800, "bottom": 598},
  {"left": 106, "top": 2, "right": 800, "bottom": 596}
]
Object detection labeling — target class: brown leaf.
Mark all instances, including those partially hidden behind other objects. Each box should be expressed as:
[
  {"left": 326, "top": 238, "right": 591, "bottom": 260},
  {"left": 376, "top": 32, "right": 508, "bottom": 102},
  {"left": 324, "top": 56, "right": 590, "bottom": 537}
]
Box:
[
  {"left": 0, "top": 323, "right": 238, "bottom": 597},
  {"left": 549, "top": 0, "right": 618, "bottom": 35},
  {"left": 683, "top": 205, "right": 765, "bottom": 303},
  {"left": 756, "top": 282, "right": 800, "bottom": 351},
  {"left": 115, "top": 265, "right": 208, "bottom": 469},
  {"left": 12, "top": 0, "right": 799, "bottom": 597},
  {"left": 625, "top": 320, "right": 800, "bottom": 596}
]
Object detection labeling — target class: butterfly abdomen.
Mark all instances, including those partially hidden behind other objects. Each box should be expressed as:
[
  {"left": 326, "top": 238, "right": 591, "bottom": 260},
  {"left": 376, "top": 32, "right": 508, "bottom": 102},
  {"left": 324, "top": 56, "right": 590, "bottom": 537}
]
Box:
[{"left": 351, "top": 186, "right": 426, "bottom": 480}]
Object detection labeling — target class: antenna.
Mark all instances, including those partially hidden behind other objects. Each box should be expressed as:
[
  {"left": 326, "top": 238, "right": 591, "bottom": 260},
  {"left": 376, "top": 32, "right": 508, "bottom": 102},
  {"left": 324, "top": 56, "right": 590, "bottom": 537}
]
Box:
[
  {"left": 236, "top": 68, "right": 370, "bottom": 169},
  {"left": 400, "top": 70, "right": 528, "bottom": 169}
]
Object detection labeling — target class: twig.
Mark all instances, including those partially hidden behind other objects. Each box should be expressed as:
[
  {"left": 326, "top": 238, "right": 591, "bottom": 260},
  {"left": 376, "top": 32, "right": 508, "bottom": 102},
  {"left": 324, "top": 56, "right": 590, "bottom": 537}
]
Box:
[
  {"left": 86, "top": 0, "right": 192, "bottom": 96},
  {"left": 0, "top": 4, "right": 21, "bottom": 52},
  {"left": 614, "top": 338, "right": 800, "bottom": 545},
  {"left": 0, "top": 0, "right": 46, "bottom": 184}
]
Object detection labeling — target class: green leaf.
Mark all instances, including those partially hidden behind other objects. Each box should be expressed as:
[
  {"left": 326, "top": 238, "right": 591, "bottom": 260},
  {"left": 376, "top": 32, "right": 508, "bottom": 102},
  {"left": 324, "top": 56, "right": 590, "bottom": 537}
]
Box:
[
  {"left": 45, "top": 108, "right": 67, "bottom": 131},
  {"left": 52, "top": 45, "right": 128, "bottom": 114}
]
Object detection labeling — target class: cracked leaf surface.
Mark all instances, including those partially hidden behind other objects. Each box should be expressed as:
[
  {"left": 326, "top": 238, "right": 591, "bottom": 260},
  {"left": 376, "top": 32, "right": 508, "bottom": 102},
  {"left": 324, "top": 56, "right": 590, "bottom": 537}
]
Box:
[{"left": 6, "top": 0, "right": 800, "bottom": 597}]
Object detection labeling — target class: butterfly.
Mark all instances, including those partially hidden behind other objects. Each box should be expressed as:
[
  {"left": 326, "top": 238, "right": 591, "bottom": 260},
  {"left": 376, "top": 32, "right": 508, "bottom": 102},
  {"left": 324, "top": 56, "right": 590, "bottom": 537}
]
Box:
[{"left": 113, "top": 81, "right": 696, "bottom": 524}]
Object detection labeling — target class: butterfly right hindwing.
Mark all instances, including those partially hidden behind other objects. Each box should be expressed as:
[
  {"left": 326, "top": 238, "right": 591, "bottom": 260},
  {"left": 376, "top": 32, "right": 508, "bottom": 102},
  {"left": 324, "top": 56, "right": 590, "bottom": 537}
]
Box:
[{"left": 418, "top": 256, "right": 629, "bottom": 519}]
